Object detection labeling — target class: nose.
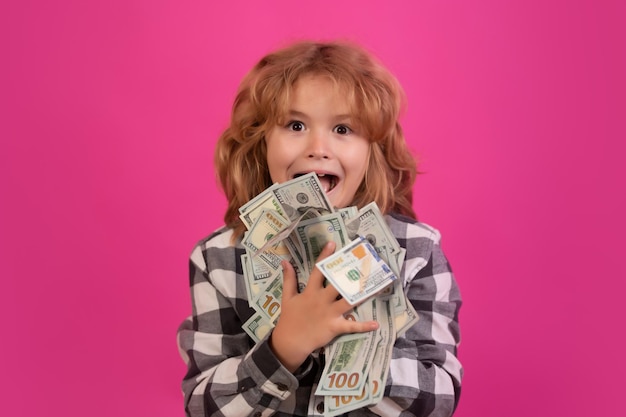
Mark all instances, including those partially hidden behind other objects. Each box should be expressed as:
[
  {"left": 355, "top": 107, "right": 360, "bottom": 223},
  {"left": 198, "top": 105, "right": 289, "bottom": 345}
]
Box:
[{"left": 306, "top": 130, "right": 331, "bottom": 159}]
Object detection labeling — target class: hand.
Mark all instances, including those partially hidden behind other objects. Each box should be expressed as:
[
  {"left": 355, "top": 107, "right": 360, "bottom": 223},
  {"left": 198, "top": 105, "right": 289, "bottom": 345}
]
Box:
[{"left": 269, "top": 241, "right": 379, "bottom": 372}]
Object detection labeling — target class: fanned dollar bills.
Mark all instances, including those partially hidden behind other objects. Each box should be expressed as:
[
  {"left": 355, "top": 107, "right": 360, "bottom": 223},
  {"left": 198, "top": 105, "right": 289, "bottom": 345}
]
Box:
[{"left": 238, "top": 172, "right": 419, "bottom": 415}]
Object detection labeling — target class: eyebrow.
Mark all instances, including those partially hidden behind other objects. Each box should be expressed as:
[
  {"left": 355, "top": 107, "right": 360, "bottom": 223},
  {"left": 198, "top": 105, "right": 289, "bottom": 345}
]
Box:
[{"left": 286, "top": 109, "right": 353, "bottom": 121}]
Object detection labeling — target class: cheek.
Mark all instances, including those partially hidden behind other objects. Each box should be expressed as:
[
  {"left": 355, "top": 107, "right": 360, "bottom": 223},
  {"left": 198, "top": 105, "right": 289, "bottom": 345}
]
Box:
[
  {"left": 351, "top": 145, "right": 370, "bottom": 177},
  {"left": 345, "top": 156, "right": 369, "bottom": 192},
  {"left": 265, "top": 149, "right": 290, "bottom": 183},
  {"left": 349, "top": 149, "right": 370, "bottom": 195}
]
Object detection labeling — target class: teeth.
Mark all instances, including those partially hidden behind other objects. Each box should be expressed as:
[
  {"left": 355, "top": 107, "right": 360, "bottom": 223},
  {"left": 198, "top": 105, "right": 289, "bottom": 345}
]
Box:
[
  {"left": 315, "top": 174, "right": 337, "bottom": 194},
  {"left": 291, "top": 173, "right": 336, "bottom": 193}
]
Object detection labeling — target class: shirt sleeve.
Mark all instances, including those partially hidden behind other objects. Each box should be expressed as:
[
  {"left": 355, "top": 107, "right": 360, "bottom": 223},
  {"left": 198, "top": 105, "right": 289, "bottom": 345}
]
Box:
[
  {"left": 176, "top": 235, "right": 312, "bottom": 417},
  {"left": 368, "top": 225, "right": 463, "bottom": 417}
]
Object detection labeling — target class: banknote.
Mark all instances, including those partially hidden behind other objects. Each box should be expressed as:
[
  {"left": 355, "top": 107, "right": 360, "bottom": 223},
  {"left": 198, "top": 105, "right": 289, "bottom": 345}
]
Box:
[
  {"left": 294, "top": 212, "right": 350, "bottom": 273},
  {"left": 284, "top": 229, "right": 308, "bottom": 273},
  {"left": 384, "top": 279, "right": 419, "bottom": 336},
  {"left": 238, "top": 183, "right": 284, "bottom": 229},
  {"left": 346, "top": 202, "right": 401, "bottom": 263},
  {"left": 325, "top": 383, "right": 371, "bottom": 417},
  {"left": 394, "top": 247, "right": 406, "bottom": 277},
  {"left": 338, "top": 206, "right": 358, "bottom": 224},
  {"left": 368, "top": 298, "right": 395, "bottom": 405},
  {"left": 253, "top": 272, "right": 283, "bottom": 322},
  {"left": 242, "top": 311, "right": 274, "bottom": 343},
  {"left": 395, "top": 295, "right": 419, "bottom": 336},
  {"left": 288, "top": 256, "right": 307, "bottom": 293},
  {"left": 325, "top": 298, "right": 395, "bottom": 414},
  {"left": 251, "top": 207, "right": 321, "bottom": 259},
  {"left": 271, "top": 173, "right": 334, "bottom": 221},
  {"left": 242, "top": 209, "right": 292, "bottom": 271},
  {"left": 316, "top": 236, "right": 397, "bottom": 305},
  {"left": 323, "top": 299, "right": 378, "bottom": 414},
  {"left": 241, "top": 254, "right": 273, "bottom": 304},
  {"left": 315, "top": 331, "right": 375, "bottom": 396}
]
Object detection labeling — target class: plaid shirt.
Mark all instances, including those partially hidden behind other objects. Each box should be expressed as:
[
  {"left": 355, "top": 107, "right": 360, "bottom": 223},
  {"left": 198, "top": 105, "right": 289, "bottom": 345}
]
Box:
[{"left": 177, "top": 213, "right": 462, "bottom": 417}]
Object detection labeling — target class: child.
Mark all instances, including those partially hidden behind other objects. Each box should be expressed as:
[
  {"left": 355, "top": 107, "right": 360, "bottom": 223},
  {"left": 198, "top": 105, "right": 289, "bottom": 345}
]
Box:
[{"left": 177, "top": 40, "right": 462, "bottom": 417}]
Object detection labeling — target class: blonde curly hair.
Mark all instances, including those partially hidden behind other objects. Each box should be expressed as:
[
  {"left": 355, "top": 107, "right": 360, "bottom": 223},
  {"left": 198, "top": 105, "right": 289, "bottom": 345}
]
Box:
[{"left": 214, "top": 40, "right": 418, "bottom": 238}]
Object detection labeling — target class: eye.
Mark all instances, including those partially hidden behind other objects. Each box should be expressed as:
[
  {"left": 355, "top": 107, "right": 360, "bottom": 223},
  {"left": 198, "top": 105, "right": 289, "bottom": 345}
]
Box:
[
  {"left": 333, "top": 124, "right": 352, "bottom": 135},
  {"left": 286, "top": 121, "right": 305, "bottom": 132}
]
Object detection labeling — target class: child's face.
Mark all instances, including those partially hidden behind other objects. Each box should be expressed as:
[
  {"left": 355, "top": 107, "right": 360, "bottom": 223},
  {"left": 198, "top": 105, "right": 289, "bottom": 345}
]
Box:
[{"left": 265, "top": 75, "right": 370, "bottom": 209}]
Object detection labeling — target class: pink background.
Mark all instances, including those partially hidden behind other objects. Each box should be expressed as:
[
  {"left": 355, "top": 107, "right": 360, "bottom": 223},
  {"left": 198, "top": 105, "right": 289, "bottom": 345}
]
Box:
[{"left": 2, "top": 1, "right": 625, "bottom": 416}]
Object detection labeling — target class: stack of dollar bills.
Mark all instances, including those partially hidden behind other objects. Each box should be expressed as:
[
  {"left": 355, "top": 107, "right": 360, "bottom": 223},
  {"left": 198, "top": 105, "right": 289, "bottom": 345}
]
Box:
[{"left": 239, "top": 172, "right": 419, "bottom": 416}]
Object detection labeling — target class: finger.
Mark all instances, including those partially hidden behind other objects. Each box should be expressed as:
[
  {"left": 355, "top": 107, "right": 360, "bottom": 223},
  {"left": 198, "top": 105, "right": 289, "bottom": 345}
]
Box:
[
  {"left": 280, "top": 260, "right": 297, "bottom": 302},
  {"left": 339, "top": 319, "right": 379, "bottom": 334},
  {"left": 317, "top": 240, "right": 336, "bottom": 261},
  {"left": 330, "top": 297, "right": 360, "bottom": 316},
  {"left": 307, "top": 241, "right": 337, "bottom": 288},
  {"left": 321, "top": 281, "right": 341, "bottom": 302},
  {"left": 355, "top": 320, "right": 380, "bottom": 333}
]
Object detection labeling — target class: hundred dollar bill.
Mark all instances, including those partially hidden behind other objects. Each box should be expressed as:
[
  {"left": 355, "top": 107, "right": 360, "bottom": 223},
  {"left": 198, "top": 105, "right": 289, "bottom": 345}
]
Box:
[
  {"left": 338, "top": 205, "right": 358, "bottom": 224},
  {"left": 324, "top": 299, "right": 381, "bottom": 415},
  {"left": 395, "top": 295, "right": 419, "bottom": 336},
  {"left": 251, "top": 207, "right": 321, "bottom": 259},
  {"left": 325, "top": 383, "right": 371, "bottom": 417},
  {"left": 284, "top": 231, "right": 309, "bottom": 277},
  {"left": 293, "top": 212, "right": 350, "bottom": 273},
  {"left": 316, "top": 236, "right": 397, "bottom": 305},
  {"left": 239, "top": 184, "right": 284, "bottom": 229},
  {"left": 242, "top": 209, "right": 292, "bottom": 271},
  {"left": 241, "top": 253, "right": 274, "bottom": 304},
  {"left": 368, "top": 298, "right": 395, "bottom": 405},
  {"left": 286, "top": 256, "right": 307, "bottom": 293},
  {"left": 385, "top": 279, "right": 419, "bottom": 336},
  {"left": 346, "top": 202, "right": 401, "bottom": 264},
  {"left": 242, "top": 311, "right": 274, "bottom": 343},
  {"left": 271, "top": 173, "right": 334, "bottom": 221},
  {"left": 315, "top": 331, "right": 375, "bottom": 396},
  {"left": 394, "top": 247, "right": 406, "bottom": 277},
  {"left": 325, "top": 298, "right": 395, "bottom": 415},
  {"left": 375, "top": 245, "right": 394, "bottom": 283},
  {"left": 253, "top": 272, "right": 283, "bottom": 322}
]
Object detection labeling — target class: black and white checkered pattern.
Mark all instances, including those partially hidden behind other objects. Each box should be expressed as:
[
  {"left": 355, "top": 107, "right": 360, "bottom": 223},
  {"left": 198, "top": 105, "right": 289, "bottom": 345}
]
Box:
[{"left": 177, "top": 213, "right": 462, "bottom": 416}]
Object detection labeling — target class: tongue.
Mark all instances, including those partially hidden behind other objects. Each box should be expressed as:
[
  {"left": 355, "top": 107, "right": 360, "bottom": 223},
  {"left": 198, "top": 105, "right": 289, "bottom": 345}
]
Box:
[{"left": 318, "top": 176, "right": 332, "bottom": 194}]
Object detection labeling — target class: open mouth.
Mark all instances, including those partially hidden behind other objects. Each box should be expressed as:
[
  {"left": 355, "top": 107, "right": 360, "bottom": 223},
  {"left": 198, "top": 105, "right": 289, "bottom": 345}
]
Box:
[{"left": 294, "top": 172, "right": 338, "bottom": 194}]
